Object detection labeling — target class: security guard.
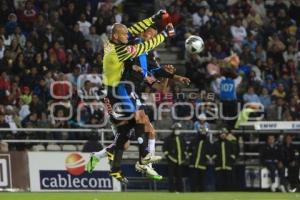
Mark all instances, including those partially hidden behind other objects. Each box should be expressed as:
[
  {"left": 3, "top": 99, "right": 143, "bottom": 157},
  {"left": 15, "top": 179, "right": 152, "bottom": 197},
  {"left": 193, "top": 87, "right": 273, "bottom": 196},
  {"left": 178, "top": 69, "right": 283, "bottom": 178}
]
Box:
[
  {"left": 214, "top": 128, "right": 237, "bottom": 191},
  {"left": 188, "top": 128, "right": 212, "bottom": 192},
  {"left": 280, "top": 134, "right": 299, "bottom": 192},
  {"left": 163, "top": 123, "right": 187, "bottom": 192}
]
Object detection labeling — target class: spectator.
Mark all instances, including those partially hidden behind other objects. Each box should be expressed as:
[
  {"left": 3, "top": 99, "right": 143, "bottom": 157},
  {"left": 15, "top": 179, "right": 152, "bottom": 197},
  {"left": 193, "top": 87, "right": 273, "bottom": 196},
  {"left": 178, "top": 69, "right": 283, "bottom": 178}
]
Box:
[
  {"left": 192, "top": 5, "right": 210, "bottom": 30},
  {"left": 61, "top": 2, "right": 79, "bottom": 30},
  {"left": 230, "top": 0, "right": 251, "bottom": 17},
  {"left": 51, "top": 108, "right": 70, "bottom": 140},
  {"left": 255, "top": 46, "right": 267, "bottom": 62},
  {"left": 48, "top": 41, "right": 66, "bottom": 65},
  {"left": 276, "top": 9, "right": 292, "bottom": 31},
  {"left": 267, "top": 33, "right": 285, "bottom": 64},
  {"left": 19, "top": 86, "right": 32, "bottom": 105},
  {"left": 21, "top": 111, "right": 38, "bottom": 128},
  {"left": 0, "top": 71, "right": 10, "bottom": 104},
  {"left": 77, "top": 14, "right": 91, "bottom": 37},
  {"left": 259, "top": 87, "right": 272, "bottom": 111},
  {"left": 240, "top": 45, "right": 256, "bottom": 64},
  {"left": 0, "top": 26, "right": 12, "bottom": 47},
  {"left": 5, "top": 13, "right": 18, "bottom": 35},
  {"left": 7, "top": 81, "right": 21, "bottom": 106},
  {"left": 76, "top": 54, "right": 90, "bottom": 74},
  {"left": 86, "top": 26, "right": 102, "bottom": 53},
  {"left": 283, "top": 45, "right": 298, "bottom": 64},
  {"left": 163, "top": 123, "right": 186, "bottom": 192},
  {"left": 289, "top": 0, "right": 300, "bottom": 26},
  {"left": 188, "top": 128, "right": 211, "bottom": 191},
  {"left": 230, "top": 18, "right": 247, "bottom": 53},
  {"left": 29, "top": 94, "right": 45, "bottom": 115},
  {"left": 279, "top": 134, "right": 299, "bottom": 192},
  {"left": 243, "top": 86, "right": 261, "bottom": 104},
  {"left": 9, "top": 38, "right": 23, "bottom": 60},
  {"left": 242, "top": 33, "right": 258, "bottom": 53},
  {"left": 267, "top": 97, "right": 289, "bottom": 121},
  {"left": 19, "top": 0, "right": 38, "bottom": 32},
  {"left": 260, "top": 135, "right": 286, "bottom": 192},
  {"left": 272, "top": 83, "right": 286, "bottom": 99},
  {"left": 263, "top": 75, "right": 276, "bottom": 94},
  {"left": 64, "top": 23, "right": 85, "bottom": 49},
  {"left": 0, "top": 114, "right": 10, "bottom": 139},
  {"left": 246, "top": 8, "right": 263, "bottom": 27},
  {"left": 214, "top": 128, "right": 237, "bottom": 191},
  {"left": 0, "top": 38, "right": 5, "bottom": 60},
  {"left": 287, "top": 97, "right": 300, "bottom": 120},
  {"left": 49, "top": 11, "right": 65, "bottom": 37},
  {"left": 23, "top": 40, "right": 36, "bottom": 61},
  {"left": 250, "top": 0, "right": 266, "bottom": 18},
  {"left": 193, "top": 113, "right": 209, "bottom": 131},
  {"left": 41, "top": 24, "right": 60, "bottom": 45}
]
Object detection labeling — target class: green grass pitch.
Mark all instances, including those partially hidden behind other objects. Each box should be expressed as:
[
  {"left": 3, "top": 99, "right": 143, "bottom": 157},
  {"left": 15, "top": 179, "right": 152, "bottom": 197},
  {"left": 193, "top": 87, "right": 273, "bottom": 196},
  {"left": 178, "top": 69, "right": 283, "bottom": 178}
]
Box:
[{"left": 0, "top": 192, "right": 299, "bottom": 200}]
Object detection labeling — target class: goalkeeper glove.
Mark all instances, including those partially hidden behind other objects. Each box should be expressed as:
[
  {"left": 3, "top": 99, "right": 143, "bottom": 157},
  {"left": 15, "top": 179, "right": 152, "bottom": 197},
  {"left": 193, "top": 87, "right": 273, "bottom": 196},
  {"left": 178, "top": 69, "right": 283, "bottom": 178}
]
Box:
[{"left": 152, "top": 9, "right": 167, "bottom": 22}]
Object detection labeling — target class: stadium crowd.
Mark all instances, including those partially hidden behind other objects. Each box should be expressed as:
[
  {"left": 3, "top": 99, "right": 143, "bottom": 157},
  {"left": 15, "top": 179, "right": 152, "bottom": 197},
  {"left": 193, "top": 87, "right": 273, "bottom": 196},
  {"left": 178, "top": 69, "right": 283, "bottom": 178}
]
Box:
[
  {"left": 0, "top": 0, "right": 298, "bottom": 135},
  {"left": 0, "top": 0, "right": 299, "bottom": 192}
]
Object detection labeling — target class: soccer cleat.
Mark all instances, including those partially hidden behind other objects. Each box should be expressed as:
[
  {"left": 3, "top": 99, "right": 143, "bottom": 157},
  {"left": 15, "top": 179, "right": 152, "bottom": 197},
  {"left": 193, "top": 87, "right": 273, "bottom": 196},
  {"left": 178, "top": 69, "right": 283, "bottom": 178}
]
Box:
[
  {"left": 279, "top": 185, "right": 287, "bottom": 193},
  {"left": 288, "top": 187, "right": 297, "bottom": 193},
  {"left": 148, "top": 174, "right": 163, "bottom": 181},
  {"left": 109, "top": 170, "right": 128, "bottom": 184},
  {"left": 135, "top": 162, "right": 162, "bottom": 181},
  {"left": 141, "top": 153, "right": 162, "bottom": 165},
  {"left": 85, "top": 153, "right": 99, "bottom": 173},
  {"left": 270, "top": 183, "right": 277, "bottom": 192}
]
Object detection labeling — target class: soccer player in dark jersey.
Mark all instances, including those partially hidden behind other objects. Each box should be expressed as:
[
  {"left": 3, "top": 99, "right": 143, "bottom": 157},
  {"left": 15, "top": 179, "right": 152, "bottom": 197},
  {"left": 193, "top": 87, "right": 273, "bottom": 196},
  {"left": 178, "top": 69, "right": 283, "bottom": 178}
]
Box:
[{"left": 122, "top": 26, "right": 190, "bottom": 176}]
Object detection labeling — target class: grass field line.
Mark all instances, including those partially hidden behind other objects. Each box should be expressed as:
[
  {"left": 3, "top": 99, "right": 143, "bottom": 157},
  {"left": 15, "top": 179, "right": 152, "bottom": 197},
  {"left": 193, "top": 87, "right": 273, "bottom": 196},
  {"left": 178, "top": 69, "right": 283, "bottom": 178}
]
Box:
[{"left": 0, "top": 192, "right": 299, "bottom": 200}]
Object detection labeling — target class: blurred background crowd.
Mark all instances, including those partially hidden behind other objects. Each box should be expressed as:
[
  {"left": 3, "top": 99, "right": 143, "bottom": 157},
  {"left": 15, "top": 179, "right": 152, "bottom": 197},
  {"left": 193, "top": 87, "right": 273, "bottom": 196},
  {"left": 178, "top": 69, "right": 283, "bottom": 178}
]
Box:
[{"left": 0, "top": 0, "right": 298, "bottom": 141}]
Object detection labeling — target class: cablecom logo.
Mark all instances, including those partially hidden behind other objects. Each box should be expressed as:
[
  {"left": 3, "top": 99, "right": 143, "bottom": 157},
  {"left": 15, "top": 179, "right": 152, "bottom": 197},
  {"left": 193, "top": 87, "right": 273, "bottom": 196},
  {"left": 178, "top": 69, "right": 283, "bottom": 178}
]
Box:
[
  {"left": 65, "top": 153, "right": 85, "bottom": 176},
  {"left": 38, "top": 152, "right": 115, "bottom": 190}
]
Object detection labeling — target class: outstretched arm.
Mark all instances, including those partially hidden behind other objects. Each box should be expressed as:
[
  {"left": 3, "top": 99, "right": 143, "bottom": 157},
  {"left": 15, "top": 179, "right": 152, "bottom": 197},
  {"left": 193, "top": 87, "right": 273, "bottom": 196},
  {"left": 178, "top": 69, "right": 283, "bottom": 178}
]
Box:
[
  {"left": 128, "top": 17, "right": 155, "bottom": 36},
  {"left": 116, "top": 33, "right": 166, "bottom": 62},
  {"left": 128, "top": 10, "right": 166, "bottom": 36}
]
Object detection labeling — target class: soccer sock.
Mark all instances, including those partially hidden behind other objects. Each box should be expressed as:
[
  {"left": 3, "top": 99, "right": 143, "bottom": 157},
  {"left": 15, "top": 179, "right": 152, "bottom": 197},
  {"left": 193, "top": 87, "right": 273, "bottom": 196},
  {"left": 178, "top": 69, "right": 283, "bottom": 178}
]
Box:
[
  {"left": 148, "top": 139, "right": 155, "bottom": 168},
  {"left": 148, "top": 138, "right": 155, "bottom": 155},
  {"left": 135, "top": 123, "right": 148, "bottom": 163},
  {"left": 110, "top": 149, "right": 124, "bottom": 172},
  {"left": 94, "top": 148, "right": 108, "bottom": 159}
]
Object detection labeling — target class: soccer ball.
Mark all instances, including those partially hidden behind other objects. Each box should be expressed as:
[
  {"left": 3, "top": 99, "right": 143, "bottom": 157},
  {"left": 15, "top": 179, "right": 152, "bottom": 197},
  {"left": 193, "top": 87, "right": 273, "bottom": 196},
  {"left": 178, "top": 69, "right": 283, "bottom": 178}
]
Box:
[{"left": 185, "top": 35, "right": 204, "bottom": 54}]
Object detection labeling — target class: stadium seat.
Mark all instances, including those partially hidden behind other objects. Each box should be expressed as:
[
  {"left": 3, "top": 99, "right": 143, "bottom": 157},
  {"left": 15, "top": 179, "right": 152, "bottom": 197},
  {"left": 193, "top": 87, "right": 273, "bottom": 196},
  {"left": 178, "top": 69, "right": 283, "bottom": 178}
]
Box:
[
  {"left": 62, "top": 144, "right": 77, "bottom": 151},
  {"left": 76, "top": 144, "right": 84, "bottom": 151},
  {"left": 47, "top": 144, "right": 61, "bottom": 151},
  {"left": 0, "top": 141, "right": 9, "bottom": 152},
  {"left": 32, "top": 144, "right": 46, "bottom": 151},
  {"left": 123, "top": 151, "right": 139, "bottom": 159}
]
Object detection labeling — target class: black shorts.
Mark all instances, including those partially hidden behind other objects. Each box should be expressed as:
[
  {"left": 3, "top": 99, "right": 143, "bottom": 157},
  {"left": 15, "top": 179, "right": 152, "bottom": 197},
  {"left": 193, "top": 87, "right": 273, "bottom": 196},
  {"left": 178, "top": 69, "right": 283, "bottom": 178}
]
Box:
[{"left": 105, "top": 83, "right": 142, "bottom": 123}]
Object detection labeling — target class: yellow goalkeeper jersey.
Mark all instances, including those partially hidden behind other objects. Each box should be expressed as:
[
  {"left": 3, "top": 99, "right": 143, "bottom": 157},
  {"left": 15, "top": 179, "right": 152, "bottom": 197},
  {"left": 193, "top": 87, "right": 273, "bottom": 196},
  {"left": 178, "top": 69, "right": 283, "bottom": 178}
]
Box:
[{"left": 103, "top": 17, "right": 166, "bottom": 87}]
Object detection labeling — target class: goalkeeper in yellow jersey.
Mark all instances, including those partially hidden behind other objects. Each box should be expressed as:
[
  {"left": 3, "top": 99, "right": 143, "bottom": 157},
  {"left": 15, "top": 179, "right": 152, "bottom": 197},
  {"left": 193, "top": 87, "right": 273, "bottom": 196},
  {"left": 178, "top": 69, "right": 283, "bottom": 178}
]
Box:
[{"left": 94, "top": 10, "right": 175, "bottom": 184}]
